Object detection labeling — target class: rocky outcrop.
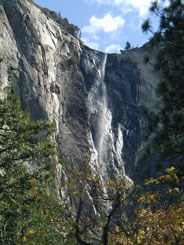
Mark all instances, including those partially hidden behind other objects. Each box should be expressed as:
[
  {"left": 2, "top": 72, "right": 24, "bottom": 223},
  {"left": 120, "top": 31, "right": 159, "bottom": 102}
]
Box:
[{"left": 0, "top": 0, "right": 160, "bottom": 182}]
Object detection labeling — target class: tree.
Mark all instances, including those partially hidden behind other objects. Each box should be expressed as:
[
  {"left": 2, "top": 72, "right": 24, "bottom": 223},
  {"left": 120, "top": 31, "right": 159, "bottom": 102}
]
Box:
[
  {"left": 124, "top": 41, "right": 131, "bottom": 51},
  {"left": 1, "top": 94, "right": 183, "bottom": 245},
  {"left": 142, "top": 0, "right": 184, "bottom": 163},
  {"left": 107, "top": 167, "right": 184, "bottom": 245},
  {"left": 0, "top": 92, "right": 64, "bottom": 244},
  {"left": 55, "top": 157, "right": 133, "bottom": 245},
  {"left": 56, "top": 158, "right": 184, "bottom": 244},
  {"left": 62, "top": 18, "right": 81, "bottom": 38},
  {"left": 38, "top": 6, "right": 81, "bottom": 39},
  {"left": 57, "top": 11, "right": 62, "bottom": 24}
]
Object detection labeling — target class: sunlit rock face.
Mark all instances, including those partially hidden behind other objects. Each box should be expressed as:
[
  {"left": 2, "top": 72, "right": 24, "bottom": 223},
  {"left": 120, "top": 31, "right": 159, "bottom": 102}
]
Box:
[{"left": 0, "top": 0, "right": 159, "bottom": 181}]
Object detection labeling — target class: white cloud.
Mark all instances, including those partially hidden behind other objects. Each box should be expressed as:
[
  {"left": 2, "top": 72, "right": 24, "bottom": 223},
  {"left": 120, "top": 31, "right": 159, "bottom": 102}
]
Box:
[
  {"left": 86, "top": 41, "right": 100, "bottom": 50},
  {"left": 85, "top": 0, "right": 165, "bottom": 17},
  {"left": 81, "top": 37, "right": 100, "bottom": 50},
  {"left": 122, "top": 0, "right": 152, "bottom": 16},
  {"left": 84, "top": 0, "right": 112, "bottom": 4},
  {"left": 82, "top": 13, "right": 125, "bottom": 34},
  {"left": 96, "top": 0, "right": 112, "bottom": 3},
  {"left": 82, "top": 0, "right": 166, "bottom": 52},
  {"left": 105, "top": 44, "right": 122, "bottom": 53}
]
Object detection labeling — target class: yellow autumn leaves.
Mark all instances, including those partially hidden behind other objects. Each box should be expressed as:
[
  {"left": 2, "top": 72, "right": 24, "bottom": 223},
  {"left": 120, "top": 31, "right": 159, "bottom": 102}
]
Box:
[{"left": 22, "top": 228, "right": 35, "bottom": 242}]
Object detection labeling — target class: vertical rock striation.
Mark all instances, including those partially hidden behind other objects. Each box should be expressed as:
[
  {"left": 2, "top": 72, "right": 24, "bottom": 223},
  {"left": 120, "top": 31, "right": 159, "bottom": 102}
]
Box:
[
  {"left": 81, "top": 46, "right": 158, "bottom": 180},
  {"left": 0, "top": 0, "right": 160, "bottom": 182}
]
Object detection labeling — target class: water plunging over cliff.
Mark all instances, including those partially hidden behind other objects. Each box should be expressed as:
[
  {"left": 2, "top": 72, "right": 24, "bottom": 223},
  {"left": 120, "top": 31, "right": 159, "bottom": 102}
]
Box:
[
  {"left": 86, "top": 53, "right": 126, "bottom": 178},
  {"left": 96, "top": 54, "right": 109, "bottom": 164},
  {"left": 0, "top": 0, "right": 159, "bottom": 182}
]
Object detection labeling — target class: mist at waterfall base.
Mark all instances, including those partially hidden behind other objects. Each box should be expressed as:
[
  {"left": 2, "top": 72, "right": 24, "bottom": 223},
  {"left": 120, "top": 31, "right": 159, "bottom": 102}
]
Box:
[{"left": 0, "top": 0, "right": 159, "bottom": 185}]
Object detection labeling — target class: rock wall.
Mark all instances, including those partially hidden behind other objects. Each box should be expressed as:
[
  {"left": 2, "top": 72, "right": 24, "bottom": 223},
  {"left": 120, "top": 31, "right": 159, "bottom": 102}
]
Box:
[{"left": 0, "top": 0, "right": 159, "bottom": 182}]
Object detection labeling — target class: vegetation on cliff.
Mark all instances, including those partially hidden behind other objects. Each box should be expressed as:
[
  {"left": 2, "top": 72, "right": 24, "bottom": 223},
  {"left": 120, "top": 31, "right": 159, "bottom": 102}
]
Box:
[
  {"left": 29, "top": 0, "right": 81, "bottom": 38},
  {"left": 0, "top": 0, "right": 184, "bottom": 244},
  {"left": 0, "top": 93, "right": 183, "bottom": 244},
  {"left": 0, "top": 92, "right": 64, "bottom": 244}
]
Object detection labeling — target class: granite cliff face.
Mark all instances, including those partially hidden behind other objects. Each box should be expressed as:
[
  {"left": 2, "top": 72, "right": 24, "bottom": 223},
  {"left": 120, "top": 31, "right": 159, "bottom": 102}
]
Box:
[{"left": 0, "top": 0, "right": 159, "bottom": 182}]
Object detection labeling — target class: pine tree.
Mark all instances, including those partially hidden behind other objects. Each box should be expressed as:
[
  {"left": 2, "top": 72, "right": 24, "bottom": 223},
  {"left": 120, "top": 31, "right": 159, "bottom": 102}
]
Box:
[
  {"left": 142, "top": 0, "right": 184, "bottom": 162},
  {"left": 125, "top": 41, "right": 131, "bottom": 51},
  {"left": 0, "top": 92, "right": 63, "bottom": 244}
]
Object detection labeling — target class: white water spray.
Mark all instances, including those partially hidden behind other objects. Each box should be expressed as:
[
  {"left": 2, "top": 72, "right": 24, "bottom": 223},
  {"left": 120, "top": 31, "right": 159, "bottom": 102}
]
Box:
[
  {"left": 87, "top": 53, "right": 128, "bottom": 179},
  {"left": 96, "top": 53, "right": 109, "bottom": 164}
]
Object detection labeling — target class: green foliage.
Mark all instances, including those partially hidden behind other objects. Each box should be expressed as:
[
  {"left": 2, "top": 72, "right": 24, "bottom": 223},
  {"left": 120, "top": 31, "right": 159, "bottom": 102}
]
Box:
[
  {"left": 55, "top": 156, "right": 133, "bottom": 244},
  {"left": 0, "top": 93, "right": 64, "bottom": 244},
  {"left": 61, "top": 17, "right": 81, "bottom": 38},
  {"left": 30, "top": 0, "right": 81, "bottom": 38},
  {"left": 1, "top": 93, "right": 183, "bottom": 244},
  {"left": 108, "top": 167, "right": 184, "bottom": 244},
  {"left": 56, "top": 159, "right": 184, "bottom": 244},
  {"left": 142, "top": 0, "right": 184, "bottom": 162},
  {"left": 124, "top": 41, "right": 131, "bottom": 51},
  {"left": 0, "top": 93, "right": 55, "bottom": 169},
  {"left": 142, "top": 19, "right": 152, "bottom": 33},
  {"left": 38, "top": 6, "right": 81, "bottom": 38},
  {"left": 1, "top": 2, "right": 184, "bottom": 243}
]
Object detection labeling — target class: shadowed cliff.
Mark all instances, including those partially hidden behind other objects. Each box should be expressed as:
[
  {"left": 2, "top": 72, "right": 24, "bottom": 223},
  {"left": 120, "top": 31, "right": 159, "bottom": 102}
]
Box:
[{"left": 0, "top": 0, "right": 160, "bottom": 181}]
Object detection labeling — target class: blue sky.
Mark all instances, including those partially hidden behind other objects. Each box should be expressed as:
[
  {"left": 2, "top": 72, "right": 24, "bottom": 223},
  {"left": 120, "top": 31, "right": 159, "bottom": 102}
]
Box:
[{"left": 34, "top": 0, "right": 168, "bottom": 53}]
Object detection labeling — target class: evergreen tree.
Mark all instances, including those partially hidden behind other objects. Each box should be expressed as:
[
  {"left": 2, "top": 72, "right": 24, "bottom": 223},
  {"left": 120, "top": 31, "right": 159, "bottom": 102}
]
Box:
[
  {"left": 0, "top": 92, "right": 63, "bottom": 244},
  {"left": 142, "top": 0, "right": 184, "bottom": 162},
  {"left": 124, "top": 41, "right": 131, "bottom": 51}
]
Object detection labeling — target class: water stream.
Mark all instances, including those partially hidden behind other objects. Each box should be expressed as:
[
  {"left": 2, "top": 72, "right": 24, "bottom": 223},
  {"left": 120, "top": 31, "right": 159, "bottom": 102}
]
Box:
[
  {"left": 97, "top": 53, "right": 108, "bottom": 164},
  {"left": 88, "top": 53, "right": 127, "bottom": 178}
]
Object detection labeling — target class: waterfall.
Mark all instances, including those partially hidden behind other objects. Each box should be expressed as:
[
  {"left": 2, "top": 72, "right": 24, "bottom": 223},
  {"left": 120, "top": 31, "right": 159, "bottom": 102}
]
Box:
[
  {"left": 96, "top": 53, "right": 109, "bottom": 164},
  {"left": 87, "top": 53, "right": 127, "bottom": 178}
]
